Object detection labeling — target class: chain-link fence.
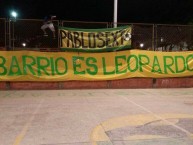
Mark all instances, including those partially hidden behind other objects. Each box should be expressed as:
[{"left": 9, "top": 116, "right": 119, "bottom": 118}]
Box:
[
  {"left": 62, "top": 20, "right": 109, "bottom": 28},
  {"left": 12, "top": 19, "right": 59, "bottom": 50},
  {"left": 114, "top": 22, "right": 193, "bottom": 51},
  {"left": 155, "top": 24, "right": 193, "bottom": 51},
  {"left": 0, "top": 18, "right": 6, "bottom": 49},
  {"left": 0, "top": 18, "right": 193, "bottom": 51}
]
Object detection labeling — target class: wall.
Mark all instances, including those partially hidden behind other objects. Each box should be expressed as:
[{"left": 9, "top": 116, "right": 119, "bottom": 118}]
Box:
[{"left": 0, "top": 77, "right": 192, "bottom": 90}]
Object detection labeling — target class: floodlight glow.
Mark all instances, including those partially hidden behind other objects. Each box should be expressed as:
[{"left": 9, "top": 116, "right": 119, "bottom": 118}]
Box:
[
  {"left": 161, "top": 37, "right": 164, "bottom": 42},
  {"left": 140, "top": 43, "right": 144, "bottom": 48},
  {"left": 11, "top": 11, "right": 17, "bottom": 18},
  {"left": 22, "top": 43, "right": 26, "bottom": 47}
]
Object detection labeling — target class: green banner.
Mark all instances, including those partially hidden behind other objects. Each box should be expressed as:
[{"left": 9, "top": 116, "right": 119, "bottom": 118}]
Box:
[{"left": 59, "top": 26, "right": 132, "bottom": 52}]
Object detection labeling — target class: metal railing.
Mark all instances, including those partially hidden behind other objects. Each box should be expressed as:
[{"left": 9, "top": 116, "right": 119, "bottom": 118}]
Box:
[{"left": 0, "top": 18, "right": 193, "bottom": 51}]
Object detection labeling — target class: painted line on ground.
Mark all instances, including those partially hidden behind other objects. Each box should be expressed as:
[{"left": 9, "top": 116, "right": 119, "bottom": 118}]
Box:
[
  {"left": 13, "top": 99, "right": 44, "bottom": 145},
  {"left": 0, "top": 91, "right": 16, "bottom": 98},
  {"left": 122, "top": 96, "right": 192, "bottom": 136}
]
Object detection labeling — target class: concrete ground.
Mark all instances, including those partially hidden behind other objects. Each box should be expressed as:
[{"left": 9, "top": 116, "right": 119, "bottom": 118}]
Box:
[{"left": 0, "top": 88, "right": 193, "bottom": 145}]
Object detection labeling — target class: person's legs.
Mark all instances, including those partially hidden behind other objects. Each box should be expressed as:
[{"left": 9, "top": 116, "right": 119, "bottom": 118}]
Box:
[
  {"left": 41, "top": 24, "right": 48, "bottom": 36},
  {"left": 48, "top": 23, "right": 56, "bottom": 38}
]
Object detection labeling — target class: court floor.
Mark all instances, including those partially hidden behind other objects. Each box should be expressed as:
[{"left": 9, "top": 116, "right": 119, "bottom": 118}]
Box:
[{"left": 0, "top": 88, "right": 193, "bottom": 145}]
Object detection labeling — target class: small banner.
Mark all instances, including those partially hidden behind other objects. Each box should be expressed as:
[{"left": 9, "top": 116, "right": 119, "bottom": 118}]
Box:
[
  {"left": 0, "top": 50, "right": 192, "bottom": 81},
  {"left": 59, "top": 25, "right": 132, "bottom": 52}
]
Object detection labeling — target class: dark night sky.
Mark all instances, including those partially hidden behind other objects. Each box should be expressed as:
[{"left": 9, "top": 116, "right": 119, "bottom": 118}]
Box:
[{"left": 1, "top": 0, "right": 193, "bottom": 24}]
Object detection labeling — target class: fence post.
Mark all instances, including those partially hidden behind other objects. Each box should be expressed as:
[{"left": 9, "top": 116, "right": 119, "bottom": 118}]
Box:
[
  {"left": 8, "top": 19, "right": 11, "bottom": 50},
  {"left": 152, "top": 24, "right": 155, "bottom": 51},
  {"left": 155, "top": 24, "right": 157, "bottom": 51}
]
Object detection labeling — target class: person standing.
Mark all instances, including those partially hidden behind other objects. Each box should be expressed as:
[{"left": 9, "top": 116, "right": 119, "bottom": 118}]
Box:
[{"left": 41, "top": 15, "right": 56, "bottom": 38}]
